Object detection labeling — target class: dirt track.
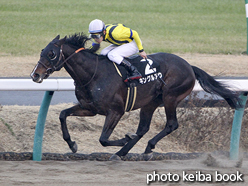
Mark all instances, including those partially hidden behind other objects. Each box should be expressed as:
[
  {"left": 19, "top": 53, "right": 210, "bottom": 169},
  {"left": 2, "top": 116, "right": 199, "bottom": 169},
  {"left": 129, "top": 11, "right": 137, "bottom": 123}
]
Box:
[
  {"left": 0, "top": 156, "right": 248, "bottom": 186},
  {"left": 0, "top": 154, "right": 247, "bottom": 186}
]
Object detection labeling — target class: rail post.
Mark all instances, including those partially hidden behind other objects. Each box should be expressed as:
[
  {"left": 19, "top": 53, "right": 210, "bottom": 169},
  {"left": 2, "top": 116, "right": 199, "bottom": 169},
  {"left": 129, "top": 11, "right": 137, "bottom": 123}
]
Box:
[
  {"left": 33, "top": 91, "right": 54, "bottom": 161},
  {"left": 245, "top": 0, "right": 248, "bottom": 54},
  {"left": 230, "top": 92, "right": 247, "bottom": 160}
]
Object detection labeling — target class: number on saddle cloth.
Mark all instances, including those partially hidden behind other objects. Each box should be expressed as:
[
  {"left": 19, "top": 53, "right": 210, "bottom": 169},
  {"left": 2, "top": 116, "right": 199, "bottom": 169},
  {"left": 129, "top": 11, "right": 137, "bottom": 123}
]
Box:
[{"left": 113, "top": 55, "right": 163, "bottom": 87}]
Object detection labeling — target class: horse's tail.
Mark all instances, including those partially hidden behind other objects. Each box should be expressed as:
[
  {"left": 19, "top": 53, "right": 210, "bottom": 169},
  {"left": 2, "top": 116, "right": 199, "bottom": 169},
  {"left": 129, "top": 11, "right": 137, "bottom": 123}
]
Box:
[{"left": 191, "top": 66, "right": 241, "bottom": 109}]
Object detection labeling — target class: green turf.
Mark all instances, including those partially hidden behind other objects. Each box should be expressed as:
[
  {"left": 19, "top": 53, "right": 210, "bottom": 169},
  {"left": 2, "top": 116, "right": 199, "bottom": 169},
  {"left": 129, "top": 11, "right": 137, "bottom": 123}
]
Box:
[{"left": 0, "top": 0, "right": 246, "bottom": 55}]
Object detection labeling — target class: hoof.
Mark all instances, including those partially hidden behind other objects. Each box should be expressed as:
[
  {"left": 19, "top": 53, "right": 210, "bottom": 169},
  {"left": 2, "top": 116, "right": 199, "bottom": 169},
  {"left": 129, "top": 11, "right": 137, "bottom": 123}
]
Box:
[
  {"left": 70, "top": 141, "right": 78, "bottom": 153},
  {"left": 109, "top": 154, "right": 122, "bottom": 161},
  {"left": 125, "top": 132, "right": 137, "bottom": 140},
  {"left": 203, "top": 154, "right": 218, "bottom": 167},
  {"left": 236, "top": 158, "right": 243, "bottom": 168},
  {"left": 143, "top": 152, "right": 153, "bottom": 161}
]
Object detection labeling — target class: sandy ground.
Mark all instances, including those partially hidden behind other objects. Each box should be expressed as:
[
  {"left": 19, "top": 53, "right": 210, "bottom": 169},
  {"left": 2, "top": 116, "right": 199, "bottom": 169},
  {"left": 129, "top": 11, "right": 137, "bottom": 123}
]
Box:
[
  {"left": 0, "top": 53, "right": 248, "bottom": 185},
  {"left": 0, "top": 156, "right": 247, "bottom": 186}
]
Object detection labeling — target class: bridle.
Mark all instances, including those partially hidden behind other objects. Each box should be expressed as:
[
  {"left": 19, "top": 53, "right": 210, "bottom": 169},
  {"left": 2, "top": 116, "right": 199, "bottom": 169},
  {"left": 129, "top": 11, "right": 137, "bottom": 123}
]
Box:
[
  {"left": 38, "top": 44, "right": 99, "bottom": 87},
  {"left": 38, "top": 45, "right": 85, "bottom": 76}
]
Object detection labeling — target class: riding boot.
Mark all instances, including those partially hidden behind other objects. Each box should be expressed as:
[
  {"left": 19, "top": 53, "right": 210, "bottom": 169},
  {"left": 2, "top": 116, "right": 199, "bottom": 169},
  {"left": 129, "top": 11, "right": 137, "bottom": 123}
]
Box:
[{"left": 120, "top": 59, "right": 142, "bottom": 81}]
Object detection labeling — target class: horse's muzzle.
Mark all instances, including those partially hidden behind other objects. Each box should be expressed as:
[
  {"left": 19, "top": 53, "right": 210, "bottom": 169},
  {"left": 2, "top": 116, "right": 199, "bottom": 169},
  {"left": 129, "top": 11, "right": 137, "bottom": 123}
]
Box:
[{"left": 30, "top": 72, "right": 43, "bottom": 83}]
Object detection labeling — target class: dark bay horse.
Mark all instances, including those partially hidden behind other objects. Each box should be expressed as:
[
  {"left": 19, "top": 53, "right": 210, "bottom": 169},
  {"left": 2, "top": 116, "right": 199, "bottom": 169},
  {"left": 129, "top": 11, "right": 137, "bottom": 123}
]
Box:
[{"left": 30, "top": 33, "right": 241, "bottom": 160}]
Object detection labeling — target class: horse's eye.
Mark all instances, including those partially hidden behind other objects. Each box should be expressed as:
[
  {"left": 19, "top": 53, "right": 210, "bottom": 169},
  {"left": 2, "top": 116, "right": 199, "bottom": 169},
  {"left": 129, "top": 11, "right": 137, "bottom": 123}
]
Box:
[{"left": 48, "top": 50, "right": 56, "bottom": 60}]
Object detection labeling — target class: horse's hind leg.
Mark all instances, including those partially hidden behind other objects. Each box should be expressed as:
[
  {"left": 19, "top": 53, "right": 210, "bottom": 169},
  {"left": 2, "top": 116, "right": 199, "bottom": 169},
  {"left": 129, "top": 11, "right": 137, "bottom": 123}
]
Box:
[
  {"left": 144, "top": 70, "right": 195, "bottom": 155},
  {"left": 59, "top": 104, "right": 96, "bottom": 153}
]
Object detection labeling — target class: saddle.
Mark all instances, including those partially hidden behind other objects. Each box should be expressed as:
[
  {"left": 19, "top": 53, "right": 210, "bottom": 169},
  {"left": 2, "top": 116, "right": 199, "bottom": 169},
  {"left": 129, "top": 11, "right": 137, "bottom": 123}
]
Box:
[
  {"left": 113, "top": 55, "right": 163, "bottom": 87},
  {"left": 112, "top": 55, "right": 163, "bottom": 112}
]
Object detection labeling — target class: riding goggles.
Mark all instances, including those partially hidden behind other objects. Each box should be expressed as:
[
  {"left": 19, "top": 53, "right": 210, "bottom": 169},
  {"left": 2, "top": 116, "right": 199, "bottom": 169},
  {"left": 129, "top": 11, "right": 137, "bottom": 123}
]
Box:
[{"left": 90, "top": 33, "right": 102, "bottom": 39}]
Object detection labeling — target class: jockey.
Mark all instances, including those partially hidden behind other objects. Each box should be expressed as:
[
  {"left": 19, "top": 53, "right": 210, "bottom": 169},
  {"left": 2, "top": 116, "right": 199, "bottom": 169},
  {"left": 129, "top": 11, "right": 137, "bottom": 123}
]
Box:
[{"left": 88, "top": 19, "right": 147, "bottom": 81}]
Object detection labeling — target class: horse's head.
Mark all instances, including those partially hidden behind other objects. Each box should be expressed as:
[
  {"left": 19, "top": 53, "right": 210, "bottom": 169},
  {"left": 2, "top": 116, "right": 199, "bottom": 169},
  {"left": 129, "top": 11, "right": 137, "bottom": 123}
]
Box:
[{"left": 30, "top": 35, "right": 66, "bottom": 83}]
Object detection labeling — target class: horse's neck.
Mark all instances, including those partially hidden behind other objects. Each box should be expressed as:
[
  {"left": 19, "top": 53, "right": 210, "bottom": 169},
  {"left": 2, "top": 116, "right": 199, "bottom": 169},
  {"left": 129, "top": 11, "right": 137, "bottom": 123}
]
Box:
[{"left": 63, "top": 45, "right": 97, "bottom": 86}]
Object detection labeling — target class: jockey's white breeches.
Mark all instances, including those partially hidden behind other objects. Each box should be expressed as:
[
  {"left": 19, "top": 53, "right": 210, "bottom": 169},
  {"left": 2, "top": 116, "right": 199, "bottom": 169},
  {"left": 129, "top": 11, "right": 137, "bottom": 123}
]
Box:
[{"left": 100, "top": 40, "right": 139, "bottom": 64}]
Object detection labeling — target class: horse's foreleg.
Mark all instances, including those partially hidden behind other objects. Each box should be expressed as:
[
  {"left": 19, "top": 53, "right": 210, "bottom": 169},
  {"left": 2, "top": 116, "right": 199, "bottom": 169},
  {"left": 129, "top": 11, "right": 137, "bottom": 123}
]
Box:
[
  {"left": 111, "top": 100, "right": 161, "bottom": 159},
  {"left": 99, "top": 111, "right": 128, "bottom": 147},
  {"left": 59, "top": 104, "right": 96, "bottom": 153},
  {"left": 144, "top": 97, "right": 178, "bottom": 154},
  {"left": 112, "top": 110, "right": 153, "bottom": 159}
]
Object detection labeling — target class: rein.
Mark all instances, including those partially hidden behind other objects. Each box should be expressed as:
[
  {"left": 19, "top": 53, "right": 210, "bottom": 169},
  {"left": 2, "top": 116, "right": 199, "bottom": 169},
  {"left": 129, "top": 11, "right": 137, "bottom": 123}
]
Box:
[
  {"left": 80, "top": 56, "right": 99, "bottom": 87},
  {"left": 60, "top": 47, "right": 85, "bottom": 65},
  {"left": 60, "top": 46, "right": 99, "bottom": 87}
]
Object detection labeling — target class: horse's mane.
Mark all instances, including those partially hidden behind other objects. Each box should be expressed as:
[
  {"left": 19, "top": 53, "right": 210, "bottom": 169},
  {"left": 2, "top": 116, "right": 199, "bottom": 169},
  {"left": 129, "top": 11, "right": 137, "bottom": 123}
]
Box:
[
  {"left": 64, "top": 32, "right": 107, "bottom": 60},
  {"left": 65, "top": 32, "right": 92, "bottom": 52}
]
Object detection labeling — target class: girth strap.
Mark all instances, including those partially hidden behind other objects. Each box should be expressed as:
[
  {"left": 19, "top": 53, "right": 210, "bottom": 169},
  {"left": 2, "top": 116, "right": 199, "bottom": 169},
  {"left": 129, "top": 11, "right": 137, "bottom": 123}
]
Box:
[{"left": 125, "top": 83, "right": 137, "bottom": 112}]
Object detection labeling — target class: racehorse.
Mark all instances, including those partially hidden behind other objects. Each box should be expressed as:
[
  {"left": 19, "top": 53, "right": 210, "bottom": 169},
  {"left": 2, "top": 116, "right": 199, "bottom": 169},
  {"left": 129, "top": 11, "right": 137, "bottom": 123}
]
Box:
[{"left": 30, "top": 33, "right": 241, "bottom": 160}]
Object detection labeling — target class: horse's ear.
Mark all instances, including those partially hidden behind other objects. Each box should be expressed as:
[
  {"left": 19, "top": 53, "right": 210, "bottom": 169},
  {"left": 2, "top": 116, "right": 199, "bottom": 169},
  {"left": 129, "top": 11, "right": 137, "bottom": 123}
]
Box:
[
  {"left": 56, "top": 36, "right": 67, "bottom": 46},
  {"left": 53, "top": 35, "right": 60, "bottom": 41},
  {"left": 62, "top": 36, "right": 67, "bottom": 41}
]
